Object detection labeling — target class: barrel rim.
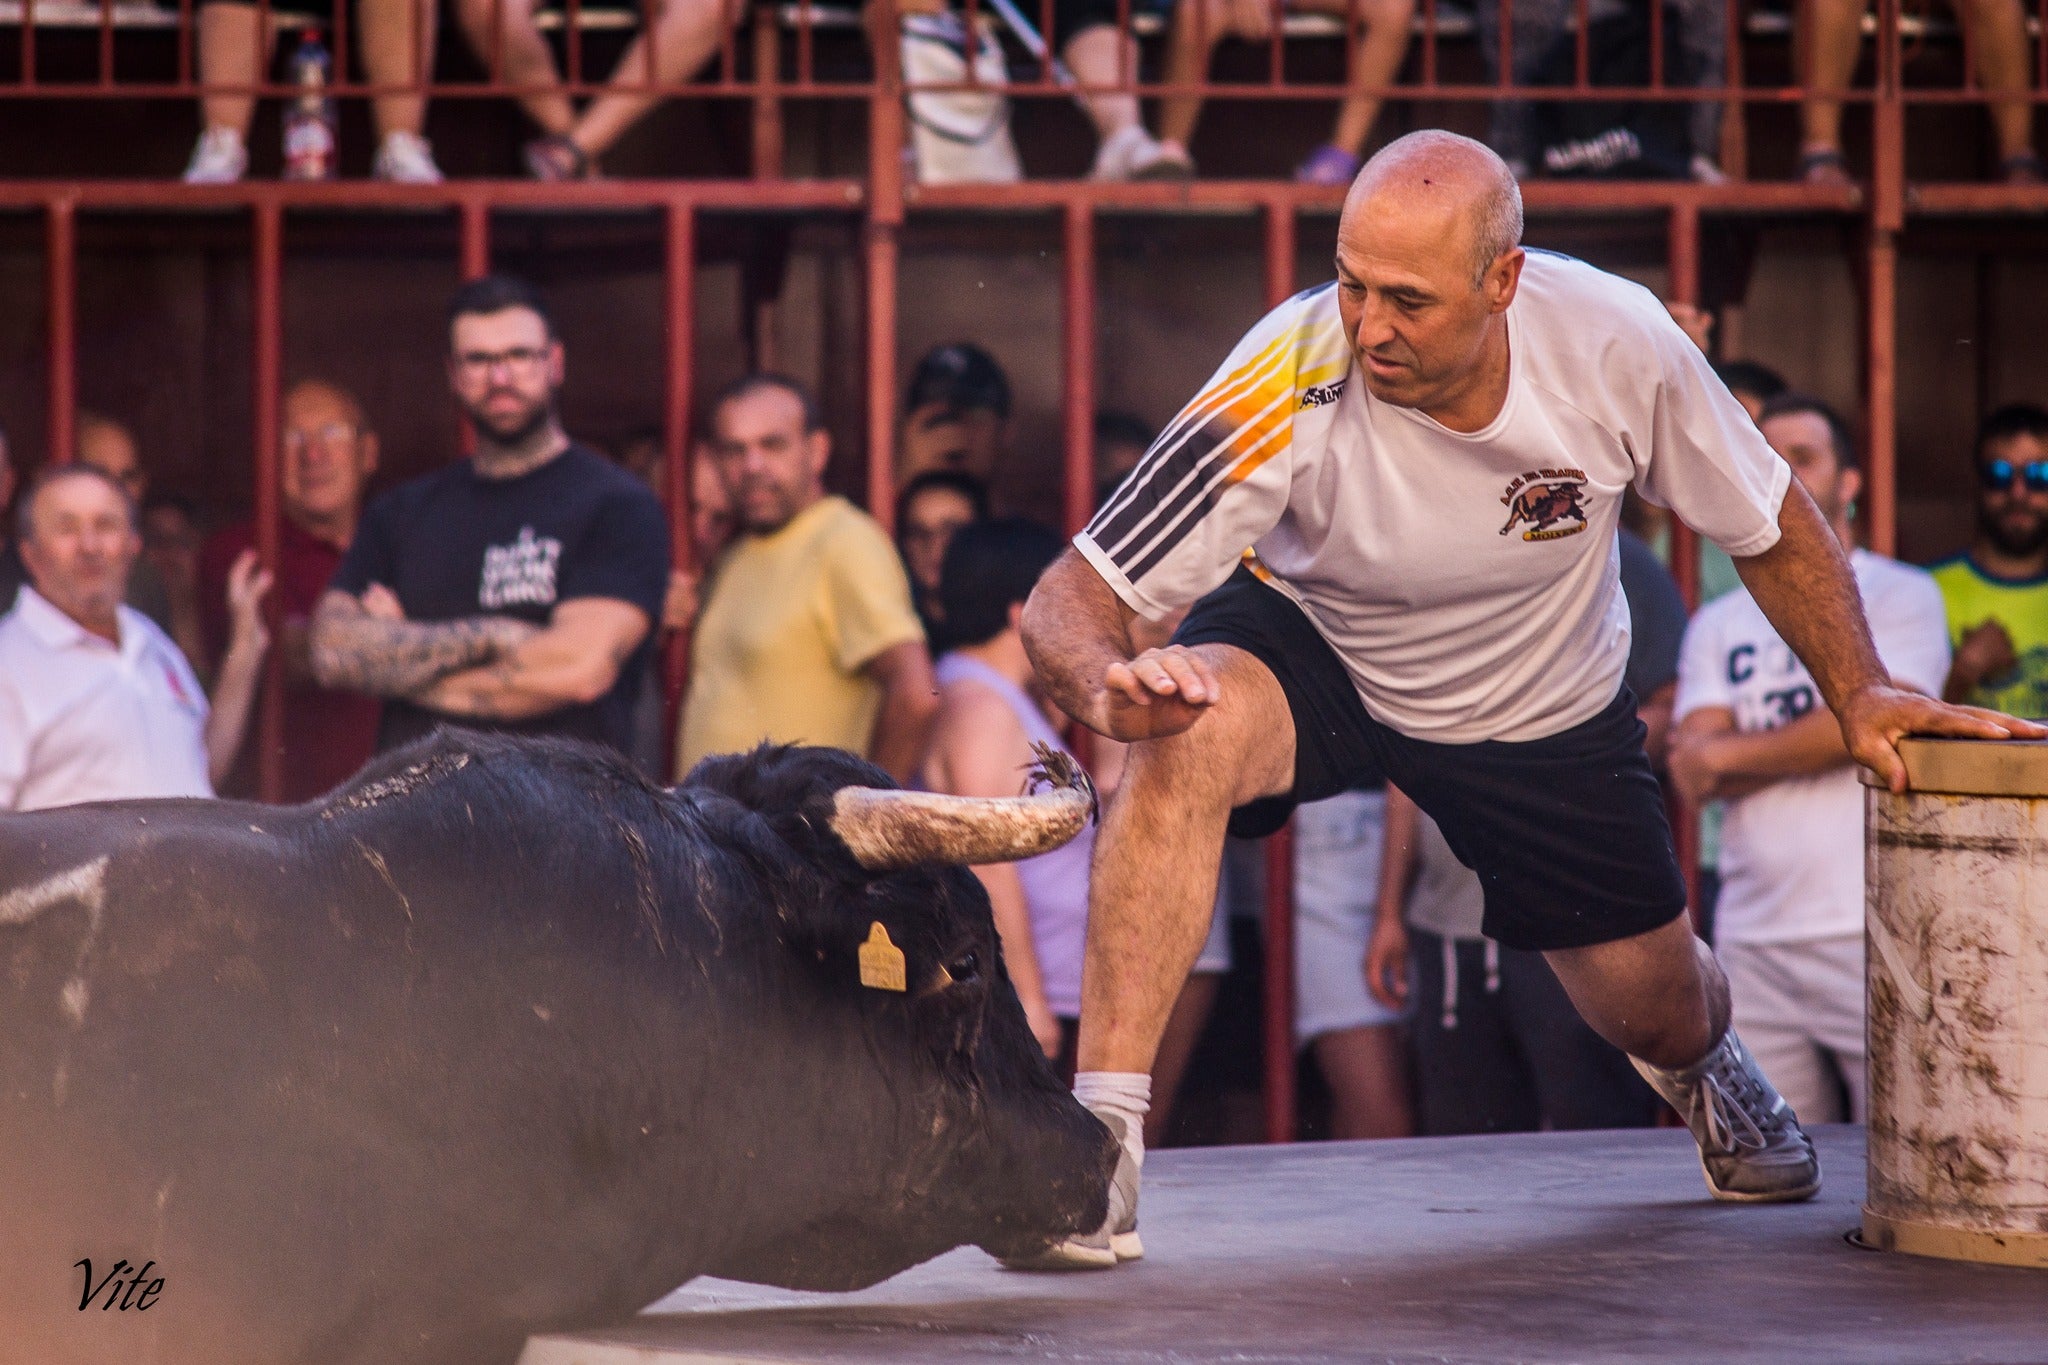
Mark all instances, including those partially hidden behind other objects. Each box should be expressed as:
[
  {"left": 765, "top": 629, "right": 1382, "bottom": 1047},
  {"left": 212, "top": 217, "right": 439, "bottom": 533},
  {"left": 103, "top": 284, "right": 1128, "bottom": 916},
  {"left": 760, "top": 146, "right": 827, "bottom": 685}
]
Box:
[
  {"left": 1859, "top": 737, "right": 2048, "bottom": 798},
  {"left": 1862, "top": 1209, "right": 2048, "bottom": 1268}
]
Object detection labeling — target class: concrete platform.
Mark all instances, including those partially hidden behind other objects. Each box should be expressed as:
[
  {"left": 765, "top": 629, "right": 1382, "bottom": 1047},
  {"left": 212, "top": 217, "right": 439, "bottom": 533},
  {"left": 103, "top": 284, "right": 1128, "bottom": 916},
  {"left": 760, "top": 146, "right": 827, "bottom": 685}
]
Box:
[{"left": 521, "top": 1126, "right": 2048, "bottom": 1365}]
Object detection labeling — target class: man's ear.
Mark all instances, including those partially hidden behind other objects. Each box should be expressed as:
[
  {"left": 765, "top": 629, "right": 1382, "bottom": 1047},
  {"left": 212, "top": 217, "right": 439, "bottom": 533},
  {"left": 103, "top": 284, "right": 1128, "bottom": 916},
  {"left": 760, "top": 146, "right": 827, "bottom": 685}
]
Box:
[
  {"left": 360, "top": 432, "right": 381, "bottom": 478},
  {"left": 1487, "top": 247, "right": 1525, "bottom": 316},
  {"left": 806, "top": 429, "right": 833, "bottom": 483}
]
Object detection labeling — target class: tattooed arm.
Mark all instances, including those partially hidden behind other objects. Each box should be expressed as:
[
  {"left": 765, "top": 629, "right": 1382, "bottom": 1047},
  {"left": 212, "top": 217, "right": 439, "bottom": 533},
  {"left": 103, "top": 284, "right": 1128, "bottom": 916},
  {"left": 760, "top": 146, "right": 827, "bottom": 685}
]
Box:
[
  {"left": 405, "top": 598, "right": 651, "bottom": 721},
  {"left": 309, "top": 589, "right": 538, "bottom": 698}
]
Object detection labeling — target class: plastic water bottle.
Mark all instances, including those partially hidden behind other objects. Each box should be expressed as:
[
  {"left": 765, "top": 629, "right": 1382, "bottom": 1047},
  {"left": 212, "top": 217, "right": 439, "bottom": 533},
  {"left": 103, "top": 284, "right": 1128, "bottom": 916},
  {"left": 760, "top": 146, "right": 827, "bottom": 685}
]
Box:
[{"left": 282, "top": 29, "right": 337, "bottom": 182}]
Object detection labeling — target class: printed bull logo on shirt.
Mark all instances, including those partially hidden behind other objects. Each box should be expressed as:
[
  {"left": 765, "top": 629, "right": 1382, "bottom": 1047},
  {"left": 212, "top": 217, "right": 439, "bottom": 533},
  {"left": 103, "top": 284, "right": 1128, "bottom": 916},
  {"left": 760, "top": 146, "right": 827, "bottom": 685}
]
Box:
[
  {"left": 1499, "top": 470, "right": 1591, "bottom": 542},
  {"left": 479, "top": 526, "right": 563, "bottom": 610}
]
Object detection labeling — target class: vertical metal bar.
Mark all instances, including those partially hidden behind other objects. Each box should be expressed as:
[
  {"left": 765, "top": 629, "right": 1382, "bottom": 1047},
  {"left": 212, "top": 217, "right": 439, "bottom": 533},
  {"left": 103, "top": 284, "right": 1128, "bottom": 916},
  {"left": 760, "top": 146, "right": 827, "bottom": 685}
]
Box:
[
  {"left": 1867, "top": 0, "right": 1902, "bottom": 557},
  {"left": 1262, "top": 829, "right": 1297, "bottom": 1144},
  {"left": 752, "top": 5, "right": 785, "bottom": 179},
  {"left": 334, "top": 0, "right": 351, "bottom": 92},
  {"left": 1865, "top": 227, "right": 1899, "bottom": 558},
  {"left": 1665, "top": 204, "right": 1702, "bottom": 930},
  {"left": 1720, "top": 0, "right": 1745, "bottom": 180},
  {"left": 1497, "top": 0, "right": 1512, "bottom": 92},
  {"left": 1061, "top": 203, "right": 1097, "bottom": 539},
  {"left": 865, "top": 223, "right": 900, "bottom": 527},
  {"left": 1573, "top": 0, "right": 1588, "bottom": 89},
  {"left": 1261, "top": 197, "right": 1297, "bottom": 1147},
  {"left": 567, "top": 0, "right": 585, "bottom": 91},
  {"left": 252, "top": 201, "right": 287, "bottom": 804},
  {"left": 1649, "top": 0, "right": 1664, "bottom": 91},
  {"left": 867, "top": 0, "right": 906, "bottom": 528},
  {"left": 99, "top": 0, "right": 115, "bottom": 88},
  {"left": 459, "top": 198, "right": 491, "bottom": 279},
  {"left": 662, "top": 202, "right": 697, "bottom": 779},
  {"left": 1421, "top": 0, "right": 1437, "bottom": 87},
  {"left": 45, "top": 198, "right": 76, "bottom": 467},
  {"left": 178, "top": 0, "right": 195, "bottom": 89},
  {"left": 23, "top": 0, "right": 37, "bottom": 85},
  {"left": 1269, "top": 0, "right": 1284, "bottom": 86}
]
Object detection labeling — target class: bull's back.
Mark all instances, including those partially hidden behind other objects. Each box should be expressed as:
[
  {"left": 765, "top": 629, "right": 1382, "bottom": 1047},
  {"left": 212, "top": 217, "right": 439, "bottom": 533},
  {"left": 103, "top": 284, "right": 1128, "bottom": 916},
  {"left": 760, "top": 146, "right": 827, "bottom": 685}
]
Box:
[{"left": 0, "top": 757, "right": 728, "bottom": 1364}]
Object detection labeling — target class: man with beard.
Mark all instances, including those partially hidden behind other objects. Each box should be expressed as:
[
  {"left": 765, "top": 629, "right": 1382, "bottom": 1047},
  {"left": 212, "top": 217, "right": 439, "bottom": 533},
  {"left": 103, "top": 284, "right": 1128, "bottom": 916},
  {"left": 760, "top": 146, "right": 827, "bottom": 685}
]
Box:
[
  {"left": 310, "top": 275, "right": 669, "bottom": 758},
  {"left": 1933, "top": 404, "right": 2048, "bottom": 717},
  {"left": 1669, "top": 395, "right": 1950, "bottom": 1125},
  {"left": 676, "top": 373, "right": 935, "bottom": 783}
]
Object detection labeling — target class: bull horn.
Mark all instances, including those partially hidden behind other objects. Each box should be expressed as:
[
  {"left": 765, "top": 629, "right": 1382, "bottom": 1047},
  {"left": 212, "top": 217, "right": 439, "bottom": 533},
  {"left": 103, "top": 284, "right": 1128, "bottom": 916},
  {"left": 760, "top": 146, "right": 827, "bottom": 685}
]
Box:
[{"left": 829, "top": 743, "right": 1097, "bottom": 872}]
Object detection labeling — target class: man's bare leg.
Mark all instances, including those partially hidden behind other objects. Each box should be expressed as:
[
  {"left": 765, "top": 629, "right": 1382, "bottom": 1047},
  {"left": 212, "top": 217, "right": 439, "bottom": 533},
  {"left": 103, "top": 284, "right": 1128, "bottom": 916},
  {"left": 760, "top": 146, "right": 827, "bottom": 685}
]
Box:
[
  {"left": 452, "top": 0, "right": 577, "bottom": 137},
  {"left": 1955, "top": 0, "right": 2036, "bottom": 170},
  {"left": 1543, "top": 915, "right": 1725, "bottom": 1070},
  {"left": 568, "top": 0, "right": 732, "bottom": 162},
  {"left": 1313, "top": 1023, "right": 1413, "bottom": 1140},
  {"left": 360, "top": 0, "right": 435, "bottom": 139},
  {"left": 1548, "top": 915, "right": 1818, "bottom": 1201},
  {"left": 197, "top": 2, "right": 266, "bottom": 136},
  {"left": 1796, "top": 0, "right": 1865, "bottom": 181},
  {"left": 1076, "top": 643, "right": 1295, "bottom": 1077}
]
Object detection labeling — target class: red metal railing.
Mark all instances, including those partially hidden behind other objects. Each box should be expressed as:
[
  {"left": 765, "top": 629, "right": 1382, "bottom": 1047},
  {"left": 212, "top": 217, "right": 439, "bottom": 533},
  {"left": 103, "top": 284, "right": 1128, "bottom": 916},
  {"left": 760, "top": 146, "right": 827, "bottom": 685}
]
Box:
[{"left": 5, "top": 0, "right": 2030, "bottom": 1142}]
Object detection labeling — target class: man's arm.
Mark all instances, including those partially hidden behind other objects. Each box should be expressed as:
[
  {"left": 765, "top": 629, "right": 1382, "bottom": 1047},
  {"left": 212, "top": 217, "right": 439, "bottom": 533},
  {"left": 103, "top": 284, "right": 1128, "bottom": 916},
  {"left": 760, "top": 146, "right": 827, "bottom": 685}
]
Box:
[
  {"left": 924, "top": 685, "right": 1063, "bottom": 1057},
  {"left": 1363, "top": 785, "right": 1420, "bottom": 1009},
  {"left": 1667, "top": 705, "right": 1850, "bottom": 807},
  {"left": 1732, "top": 482, "right": 2042, "bottom": 790},
  {"left": 1943, "top": 618, "right": 2018, "bottom": 704},
  {"left": 308, "top": 589, "right": 534, "bottom": 698},
  {"left": 862, "top": 639, "right": 938, "bottom": 786},
  {"left": 406, "top": 598, "right": 650, "bottom": 721},
  {"left": 202, "top": 550, "right": 271, "bottom": 784},
  {"left": 1021, "top": 549, "right": 1223, "bottom": 742}
]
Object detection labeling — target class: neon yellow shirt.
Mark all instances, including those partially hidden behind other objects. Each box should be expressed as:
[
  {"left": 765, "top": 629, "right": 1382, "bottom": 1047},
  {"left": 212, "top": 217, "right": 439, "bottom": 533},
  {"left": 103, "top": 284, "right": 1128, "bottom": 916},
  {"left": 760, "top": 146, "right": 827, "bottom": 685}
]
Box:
[
  {"left": 677, "top": 496, "right": 925, "bottom": 775},
  {"left": 1927, "top": 554, "right": 2048, "bottom": 717}
]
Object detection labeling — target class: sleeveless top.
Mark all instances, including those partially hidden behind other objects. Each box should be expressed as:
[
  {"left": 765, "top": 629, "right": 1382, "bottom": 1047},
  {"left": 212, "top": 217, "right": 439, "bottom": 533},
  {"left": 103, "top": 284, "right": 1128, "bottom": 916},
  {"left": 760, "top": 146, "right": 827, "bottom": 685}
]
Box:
[{"left": 932, "top": 653, "right": 1092, "bottom": 1018}]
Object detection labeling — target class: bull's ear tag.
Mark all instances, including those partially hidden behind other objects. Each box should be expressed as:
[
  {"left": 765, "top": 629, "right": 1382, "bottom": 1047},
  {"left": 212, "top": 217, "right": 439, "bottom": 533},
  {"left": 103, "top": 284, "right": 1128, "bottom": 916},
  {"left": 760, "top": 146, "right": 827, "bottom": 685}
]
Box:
[{"left": 859, "top": 922, "right": 907, "bottom": 992}]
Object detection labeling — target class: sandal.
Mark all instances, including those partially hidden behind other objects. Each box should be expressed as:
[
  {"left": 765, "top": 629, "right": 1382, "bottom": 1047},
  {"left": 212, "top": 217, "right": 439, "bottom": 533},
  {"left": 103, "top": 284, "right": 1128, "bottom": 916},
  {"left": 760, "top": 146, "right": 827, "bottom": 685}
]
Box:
[
  {"left": 2000, "top": 151, "right": 2048, "bottom": 185},
  {"left": 523, "top": 134, "right": 594, "bottom": 182},
  {"left": 1796, "top": 147, "right": 1851, "bottom": 186}
]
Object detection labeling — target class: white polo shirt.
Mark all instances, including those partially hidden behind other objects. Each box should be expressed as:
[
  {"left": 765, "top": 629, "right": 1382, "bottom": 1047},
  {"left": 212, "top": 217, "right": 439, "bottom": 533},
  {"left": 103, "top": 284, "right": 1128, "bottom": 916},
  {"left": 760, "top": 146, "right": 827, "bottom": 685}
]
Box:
[
  {"left": 1078, "top": 250, "right": 1791, "bottom": 744},
  {"left": 0, "top": 586, "right": 213, "bottom": 811}
]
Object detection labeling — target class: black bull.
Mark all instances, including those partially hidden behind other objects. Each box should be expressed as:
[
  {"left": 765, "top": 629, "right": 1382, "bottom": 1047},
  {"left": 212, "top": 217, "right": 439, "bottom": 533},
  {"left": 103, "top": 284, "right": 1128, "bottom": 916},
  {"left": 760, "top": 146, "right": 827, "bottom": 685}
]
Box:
[{"left": 0, "top": 732, "right": 1116, "bottom": 1365}]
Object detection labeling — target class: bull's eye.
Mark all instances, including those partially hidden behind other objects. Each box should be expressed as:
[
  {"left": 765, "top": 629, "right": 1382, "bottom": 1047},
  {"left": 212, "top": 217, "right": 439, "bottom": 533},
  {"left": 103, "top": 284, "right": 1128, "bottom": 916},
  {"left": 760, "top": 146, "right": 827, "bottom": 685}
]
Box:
[{"left": 947, "top": 951, "right": 981, "bottom": 985}]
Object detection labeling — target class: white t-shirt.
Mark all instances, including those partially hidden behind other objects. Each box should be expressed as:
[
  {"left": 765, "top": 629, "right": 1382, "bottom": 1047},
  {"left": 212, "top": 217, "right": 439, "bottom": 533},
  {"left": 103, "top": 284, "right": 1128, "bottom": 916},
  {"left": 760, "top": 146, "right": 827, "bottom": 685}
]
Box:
[
  {"left": 1674, "top": 550, "right": 1951, "bottom": 944},
  {"left": 0, "top": 586, "right": 214, "bottom": 811},
  {"left": 1077, "top": 250, "right": 1791, "bottom": 744}
]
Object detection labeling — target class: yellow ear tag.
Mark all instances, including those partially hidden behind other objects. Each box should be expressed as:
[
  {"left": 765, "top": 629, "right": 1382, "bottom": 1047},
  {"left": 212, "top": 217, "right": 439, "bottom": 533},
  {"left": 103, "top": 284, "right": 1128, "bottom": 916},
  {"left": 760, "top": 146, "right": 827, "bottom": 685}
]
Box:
[{"left": 859, "top": 922, "right": 907, "bottom": 993}]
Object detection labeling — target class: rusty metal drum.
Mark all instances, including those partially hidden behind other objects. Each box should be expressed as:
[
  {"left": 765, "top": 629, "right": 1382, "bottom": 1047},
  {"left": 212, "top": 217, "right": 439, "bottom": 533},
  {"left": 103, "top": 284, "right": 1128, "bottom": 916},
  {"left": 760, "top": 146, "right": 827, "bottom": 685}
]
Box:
[{"left": 1863, "top": 737, "right": 2048, "bottom": 1267}]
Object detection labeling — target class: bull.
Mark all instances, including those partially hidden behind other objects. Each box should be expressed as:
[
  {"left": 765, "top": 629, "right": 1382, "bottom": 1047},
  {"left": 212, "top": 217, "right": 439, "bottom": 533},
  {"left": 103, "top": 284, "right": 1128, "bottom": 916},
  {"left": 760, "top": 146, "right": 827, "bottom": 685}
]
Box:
[
  {"left": 1498, "top": 480, "right": 1587, "bottom": 536},
  {"left": 0, "top": 731, "right": 1115, "bottom": 1365}
]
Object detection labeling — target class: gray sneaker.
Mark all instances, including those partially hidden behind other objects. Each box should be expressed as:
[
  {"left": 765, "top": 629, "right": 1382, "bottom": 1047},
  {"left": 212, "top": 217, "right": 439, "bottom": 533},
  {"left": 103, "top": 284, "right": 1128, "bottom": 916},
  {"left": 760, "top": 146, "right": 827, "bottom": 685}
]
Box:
[
  {"left": 1002, "top": 1110, "right": 1143, "bottom": 1270},
  {"left": 1633, "top": 1030, "right": 1821, "bottom": 1203}
]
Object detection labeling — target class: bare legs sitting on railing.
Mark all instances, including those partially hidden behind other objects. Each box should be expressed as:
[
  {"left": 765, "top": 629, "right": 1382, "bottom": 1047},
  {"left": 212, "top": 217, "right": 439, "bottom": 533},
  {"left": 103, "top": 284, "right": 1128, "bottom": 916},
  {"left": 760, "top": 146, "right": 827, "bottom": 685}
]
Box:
[
  {"left": 451, "top": 0, "right": 738, "bottom": 178},
  {"left": 1157, "top": 0, "right": 1417, "bottom": 183},
  {"left": 185, "top": 0, "right": 443, "bottom": 183},
  {"left": 1799, "top": 0, "right": 2041, "bottom": 183}
]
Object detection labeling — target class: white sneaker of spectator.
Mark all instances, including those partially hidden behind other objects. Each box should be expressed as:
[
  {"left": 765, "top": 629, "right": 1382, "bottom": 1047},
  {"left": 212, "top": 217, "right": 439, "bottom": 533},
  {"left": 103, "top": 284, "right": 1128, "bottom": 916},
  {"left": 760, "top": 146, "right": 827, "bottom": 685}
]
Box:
[
  {"left": 1089, "top": 125, "right": 1194, "bottom": 183},
  {"left": 182, "top": 127, "right": 248, "bottom": 185},
  {"left": 374, "top": 132, "right": 444, "bottom": 184}
]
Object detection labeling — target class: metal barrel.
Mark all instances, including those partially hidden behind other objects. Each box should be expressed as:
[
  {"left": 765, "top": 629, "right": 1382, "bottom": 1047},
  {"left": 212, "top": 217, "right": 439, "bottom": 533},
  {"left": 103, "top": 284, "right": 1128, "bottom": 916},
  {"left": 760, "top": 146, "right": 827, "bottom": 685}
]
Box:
[{"left": 1864, "top": 737, "right": 2048, "bottom": 1267}]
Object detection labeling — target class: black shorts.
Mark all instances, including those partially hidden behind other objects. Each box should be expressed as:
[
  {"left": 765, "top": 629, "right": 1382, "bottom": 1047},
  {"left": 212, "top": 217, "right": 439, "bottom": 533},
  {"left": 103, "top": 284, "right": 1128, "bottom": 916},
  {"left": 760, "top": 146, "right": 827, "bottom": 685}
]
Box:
[{"left": 1173, "top": 568, "right": 1687, "bottom": 953}]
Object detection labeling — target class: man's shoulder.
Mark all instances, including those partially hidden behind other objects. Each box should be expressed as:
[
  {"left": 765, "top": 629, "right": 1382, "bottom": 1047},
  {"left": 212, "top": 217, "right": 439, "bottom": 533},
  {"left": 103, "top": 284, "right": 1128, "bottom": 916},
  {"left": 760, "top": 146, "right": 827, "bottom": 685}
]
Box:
[
  {"left": 559, "top": 443, "right": 661, "bottom": 504},
  {"left": 1854, "top": 551, "right": 1944, "bottom": 613},
  {"left": 809, "top": 497, "right": 899, "bottom": 555},
  {"left": 1685, "top": 584, "right": 1756, "bottom": 637},
  {"left": 363, "top": 461, "right": 469, "bottom": 522}
]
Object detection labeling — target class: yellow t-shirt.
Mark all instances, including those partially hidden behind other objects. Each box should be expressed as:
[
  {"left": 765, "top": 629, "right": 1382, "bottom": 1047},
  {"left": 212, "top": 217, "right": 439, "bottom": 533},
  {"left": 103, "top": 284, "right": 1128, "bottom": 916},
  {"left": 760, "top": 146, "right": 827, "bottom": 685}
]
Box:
[
  {"left": 1928, "top": 554, "right": 2048, "bottom": 718},
  {"left": 677, "top": 496, "right": 925, "bottom": 774}
]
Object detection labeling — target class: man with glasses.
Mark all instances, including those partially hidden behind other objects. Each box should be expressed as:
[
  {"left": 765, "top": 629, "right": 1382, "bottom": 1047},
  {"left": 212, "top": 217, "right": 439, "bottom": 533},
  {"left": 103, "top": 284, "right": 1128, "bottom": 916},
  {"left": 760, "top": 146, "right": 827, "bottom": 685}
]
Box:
[
  {"left": 199, "top": 379, "right": 385, "bottom": 800},
  {"left": 310, "top": 274, "right": 669, "bottom": 761},
  {"left": 1932, "top": 404, "right": 2048, "bottom": 718}
]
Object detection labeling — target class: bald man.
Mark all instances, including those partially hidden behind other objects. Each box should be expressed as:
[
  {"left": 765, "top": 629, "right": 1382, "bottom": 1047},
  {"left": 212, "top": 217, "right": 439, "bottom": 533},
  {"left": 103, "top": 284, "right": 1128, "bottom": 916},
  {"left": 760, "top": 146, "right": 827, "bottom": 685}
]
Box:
[{"left": 1020, "top": 130, "right": 2040, "bottom": 1267}]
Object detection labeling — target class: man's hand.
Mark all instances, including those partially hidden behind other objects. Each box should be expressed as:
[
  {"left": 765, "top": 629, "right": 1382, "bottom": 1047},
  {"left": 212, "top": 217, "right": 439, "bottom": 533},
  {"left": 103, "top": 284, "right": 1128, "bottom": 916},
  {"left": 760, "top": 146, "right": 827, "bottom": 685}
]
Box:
[
  {"left": 223, "top": 549, "right": 274, "bottom": 660},
  {"left": 661, "top": 568, "right": 700, "bottom": 634},
  {"left": 361, "top": 583, "right": 406, "bottom": 621},
  {"left": 1838, "top": 683, "right": 2048, "bottom": 793},
  {"left": 1665, "top": 726, "right": 1724, "bottom": 807},
  {"left": 1364, "top": 908, "right": 1409, "bottom": 1010},
  {"left": 1100, "top": 645, "right": 1222, "bottom": 741},
  {"left": 1951, "top": 619, "right": 2019, "bottom": 693},
  {"left": 1023, "top": 994, "right": 1064, "bottom": 1060}
]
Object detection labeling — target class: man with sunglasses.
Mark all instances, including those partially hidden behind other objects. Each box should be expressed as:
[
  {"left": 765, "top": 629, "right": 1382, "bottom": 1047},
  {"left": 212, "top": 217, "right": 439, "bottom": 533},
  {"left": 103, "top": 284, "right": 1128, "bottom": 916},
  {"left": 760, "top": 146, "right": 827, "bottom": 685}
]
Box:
[
  {"left": 1933, "top": 404, "right": 2048, "bottom": 718},
  {"left": 310, "top": 274, "right": 669, "bottom": 764},
  {"left": 200, "top": 379, "right": 385, "bottom": 799}
]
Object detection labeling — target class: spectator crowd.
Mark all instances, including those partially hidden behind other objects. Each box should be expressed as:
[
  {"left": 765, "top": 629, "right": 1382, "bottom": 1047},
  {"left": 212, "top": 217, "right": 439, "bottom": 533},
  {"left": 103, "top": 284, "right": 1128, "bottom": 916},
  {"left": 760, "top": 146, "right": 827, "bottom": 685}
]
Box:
[
  {"left": 167, "top": 0, "right": 2043, "bottom": 186},
  {"left": 6, "top": 271, "right": 2046, "bottom": 1145}
]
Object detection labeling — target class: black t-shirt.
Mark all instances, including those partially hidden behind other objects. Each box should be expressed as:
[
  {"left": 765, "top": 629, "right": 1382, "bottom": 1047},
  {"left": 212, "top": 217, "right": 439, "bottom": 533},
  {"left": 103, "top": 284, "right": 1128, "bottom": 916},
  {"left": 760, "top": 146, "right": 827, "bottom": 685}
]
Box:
[{"left": 331, "top": 444, "right": 669, "bottom": 755}]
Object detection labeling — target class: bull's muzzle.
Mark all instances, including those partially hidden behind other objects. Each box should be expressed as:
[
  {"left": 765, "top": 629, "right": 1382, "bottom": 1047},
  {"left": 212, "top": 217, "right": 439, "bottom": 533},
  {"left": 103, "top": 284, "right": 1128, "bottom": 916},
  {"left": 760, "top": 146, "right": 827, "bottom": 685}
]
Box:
[{"left": 829, "top": 743, "right": 1097, "bottom": 871}]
